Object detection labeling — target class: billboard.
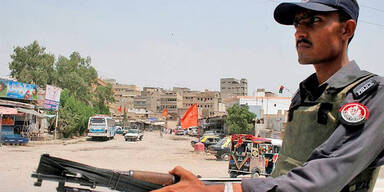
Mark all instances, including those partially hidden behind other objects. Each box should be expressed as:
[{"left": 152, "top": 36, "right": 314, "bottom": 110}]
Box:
[
  {"left": 0, "top": 79, "right": 38, "bottom": 100},
  {"left": 43, "top": 85, "right": 62, "bottom": 111}
]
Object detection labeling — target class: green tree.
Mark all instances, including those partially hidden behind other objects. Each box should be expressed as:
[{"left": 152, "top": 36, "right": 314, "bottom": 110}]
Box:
[
  {"left": 8, "top": 41, "right": 114, "bottom": 138},
  {"left": 55, "top": 52, "right": 98, "bottom": 102},
  {"left": 94, "top": 84, "right": 114, "bottom": 114},
  {"left": 9, "top": 41, "right": 55, "bottom": 87},
  {"left": 59, "top": 89, "right": 96, "bottom": 137},
  {"left": 226, "top": 104, "right": 256, "bottom": 134}
]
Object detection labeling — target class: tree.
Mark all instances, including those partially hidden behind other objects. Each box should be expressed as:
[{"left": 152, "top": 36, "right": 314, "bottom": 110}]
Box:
[
  {"left": 226, "top": 104, "right": 256, "bottom": 134},
  {"left": 59, "top": 89, "right": 96, "bottom": 137},
  {"left": 8, "top": 41, "right": 113, "bottom": 138},
  {"left": 9, "top": 41, "right": 55, "bottom": 87},
  {"left": 94, "top": 84, "right": 115, "bottom": 114},
  {"left": 55, "top": 52, "right": 98, "bottom": 102}
]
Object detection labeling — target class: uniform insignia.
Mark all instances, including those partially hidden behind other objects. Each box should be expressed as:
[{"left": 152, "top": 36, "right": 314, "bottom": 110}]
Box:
[
  {"left": 352, "top": 78, "right": 378, "bottom": 99},
  {"left": 339, "top": 103, "right": 369, "bottom": 126}
]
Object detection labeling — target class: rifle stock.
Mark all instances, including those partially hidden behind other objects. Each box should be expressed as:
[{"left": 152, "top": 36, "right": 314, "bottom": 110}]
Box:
[{"left": 128, "top": 170, "right": 180, "bottom": 186}]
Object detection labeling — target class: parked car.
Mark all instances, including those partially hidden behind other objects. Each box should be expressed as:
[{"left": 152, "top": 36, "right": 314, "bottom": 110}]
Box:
[
  {"left": 208, "top": 136, "right": 231, "bottom": 161},
  {"left": 124, "top": 129, "right": 144, "bottom": 141},
  {"left": 115, "top": 126, "right": 123, "bottom": 134},
  {"left": 175, "top": 127, "right": 187, "bottom": 136},
  {"left": 191, "top": 135, "right": 220, "bottom": 150},
  {"left": 186, "top": 127, "right": 196, "bottom": 136}
]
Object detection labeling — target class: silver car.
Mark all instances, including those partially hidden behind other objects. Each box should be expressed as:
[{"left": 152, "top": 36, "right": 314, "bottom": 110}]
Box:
[{"left": 124, "top": 129, "right": 143, "bottom": 141}]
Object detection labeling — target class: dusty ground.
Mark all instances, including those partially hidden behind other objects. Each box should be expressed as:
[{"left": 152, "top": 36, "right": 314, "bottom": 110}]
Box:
[
  {"left": 0, "top": 131, "right": 228, "bottom": 192},
  {"left": 1, "top": 131, "right": 384, "bottom": 192}
]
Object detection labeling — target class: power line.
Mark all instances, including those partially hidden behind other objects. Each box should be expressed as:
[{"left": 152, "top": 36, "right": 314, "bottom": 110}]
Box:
[
  {"left": 360, "top": 20, "right": 384, "bottom": 28},
  {"left": 360, "top": 5, "right": 384, "bottom": 13}
]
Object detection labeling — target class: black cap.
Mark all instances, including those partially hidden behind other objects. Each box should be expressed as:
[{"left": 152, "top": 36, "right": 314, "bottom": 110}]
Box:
[{"left": 274, "top": 0, "right": 359, "bottom": 25}]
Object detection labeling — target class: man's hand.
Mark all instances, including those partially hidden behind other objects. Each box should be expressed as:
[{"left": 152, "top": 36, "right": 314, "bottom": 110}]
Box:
[{"left": 151, "top": 166, "right": 223, "bottom": 192}]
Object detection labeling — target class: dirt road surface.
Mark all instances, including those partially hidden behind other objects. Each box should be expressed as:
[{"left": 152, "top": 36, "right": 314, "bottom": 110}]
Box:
[
  {"left": 0, "top": 132, "right": 227, "bottom": 192},
  {"left": 1, "top": 131, "right": 384, "bottom": 192}
]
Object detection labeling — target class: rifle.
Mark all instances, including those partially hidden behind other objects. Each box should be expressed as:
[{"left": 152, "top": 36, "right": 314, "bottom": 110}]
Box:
[{"left": 31, "top": 154, "right": 241, "bottom": 192}]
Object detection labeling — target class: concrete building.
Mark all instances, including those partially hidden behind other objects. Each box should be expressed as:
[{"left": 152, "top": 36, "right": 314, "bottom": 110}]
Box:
[
  {"left": 223, "top": 89, "right": 291, "bottom": 139},
  {"left": 157, "top": 87, "right": 225, "bottom": 120},
  {"left": 159, "top": 89, "right": 179, "bottom": 119},
  {"left": 133, "top": 95, "right": 147, "bottom": 110},
  {"left": 181, "top": 90, "right": 223, "bottom": 118},
  {"left": 141, "top": 87, "right": 162, "bottom": 113},
  {"left": 220, "top": 78, "right": 248, "bottom": 99},
  {"left": 107, "top": 79, "right": 225, "bottom": 121},
  {"left": 111, "top": 83, "right": 141, "bottom": 117}
]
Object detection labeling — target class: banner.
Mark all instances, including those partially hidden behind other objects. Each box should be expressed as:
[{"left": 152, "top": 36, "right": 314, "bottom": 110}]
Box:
[
  {"left": 45, "top": 85, "right": 61, "bottom": 102},
  {"left": 181, "top": 103, "right": 198, "bottom": 129},
  {"left": 0, "top": 79, "right": 38, "bottom": 100},
  {"left": 44, "top": 85, "right": 62, "bottom": 111}
]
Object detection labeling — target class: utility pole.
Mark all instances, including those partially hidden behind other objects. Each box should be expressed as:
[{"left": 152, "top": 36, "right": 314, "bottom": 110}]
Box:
[
  {"left": 54, "top": 110, "right": 58, "bottom": 139},
  {"left": 0, "top": 113, "right": 3, "bottom": 147}
]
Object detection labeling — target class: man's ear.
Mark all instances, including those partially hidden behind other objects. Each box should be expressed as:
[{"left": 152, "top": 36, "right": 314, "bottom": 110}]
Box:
[{"left": 341, "top": 19, "right": 357, "bottom": 42}]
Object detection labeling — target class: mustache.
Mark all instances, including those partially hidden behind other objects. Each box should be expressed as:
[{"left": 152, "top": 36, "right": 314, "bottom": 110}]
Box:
[{"left": 296, "top": 38, "right": 312, "bottom": 47}]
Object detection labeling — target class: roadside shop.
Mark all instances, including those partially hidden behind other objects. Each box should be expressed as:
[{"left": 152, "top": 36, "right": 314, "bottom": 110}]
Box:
[{"left": 0, "top": 79, "right": 49, "bottom": 144}]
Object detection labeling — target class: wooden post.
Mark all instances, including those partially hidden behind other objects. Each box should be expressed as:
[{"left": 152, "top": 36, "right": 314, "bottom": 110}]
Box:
[
  {"left": 0, "top": 114, "right": 3, "bottom": 146},
  {"left": 54, "top": 110, "right": 58, "bottom": 139}
]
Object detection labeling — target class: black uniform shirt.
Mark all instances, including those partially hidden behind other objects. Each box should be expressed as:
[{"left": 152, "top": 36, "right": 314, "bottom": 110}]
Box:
[{"left": 242, "top": 61, "right": 384, "bottom": 192}]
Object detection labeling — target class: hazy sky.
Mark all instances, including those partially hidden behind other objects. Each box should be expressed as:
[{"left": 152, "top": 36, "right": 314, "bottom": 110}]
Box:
[{"left": 1, "top": 0, "right": 383, "bottom": 96}]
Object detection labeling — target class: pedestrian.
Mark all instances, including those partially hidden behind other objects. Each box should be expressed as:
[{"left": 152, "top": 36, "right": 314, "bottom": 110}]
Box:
[{"left": 152, "top": 0, "right": 384, "bottom": 191}]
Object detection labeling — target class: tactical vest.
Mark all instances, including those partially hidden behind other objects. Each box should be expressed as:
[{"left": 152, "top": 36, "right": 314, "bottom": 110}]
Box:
[{"left": 272, "top": 74, "right": 380, "bottom": 192}]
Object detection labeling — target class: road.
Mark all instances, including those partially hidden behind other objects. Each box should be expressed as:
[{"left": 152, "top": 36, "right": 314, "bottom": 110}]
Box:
[
  {"left": 1, "top": 131, "right": 384, "bottom": 192},
  {"left": 0, "top": 132, "right": 227, "bottom": 192}
]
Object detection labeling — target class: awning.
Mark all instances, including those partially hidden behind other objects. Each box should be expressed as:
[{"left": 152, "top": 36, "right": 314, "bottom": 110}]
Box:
[
  {"left": 17, "top": 108, "right": 46, "bottom": 118},
  {"left": 0, "top": 106, "right": 18, "bottom": 115},
  {"left": 152, "top": 122, "right": 165, "bottom": 126}
]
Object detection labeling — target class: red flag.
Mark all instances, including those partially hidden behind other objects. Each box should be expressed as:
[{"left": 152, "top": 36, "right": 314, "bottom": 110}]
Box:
[
  {"left": 162, "top": 108, "right": 168, "bottom": 117},
  {"left": 181, "top": 103, "right": 198, "bottom": 129},
  {"left": 235, "top": 136, "right": 243, "bottom": 148},
  {"left": 117, "top": 106, "right": 122, "bottom": 112}
]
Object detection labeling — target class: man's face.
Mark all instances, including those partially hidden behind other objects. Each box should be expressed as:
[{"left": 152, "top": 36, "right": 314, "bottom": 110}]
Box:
[{"left": 294, "top": 10, "right": 344, "bottom": 64}]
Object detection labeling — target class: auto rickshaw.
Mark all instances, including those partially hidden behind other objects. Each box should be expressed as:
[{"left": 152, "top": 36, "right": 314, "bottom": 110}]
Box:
[{"left": 228, "top": 134, "right": 280, "bottom": 178}]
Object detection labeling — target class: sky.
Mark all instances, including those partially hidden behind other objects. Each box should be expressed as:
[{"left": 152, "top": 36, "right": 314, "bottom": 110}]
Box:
[{"left": 1, "top": 0, "right": 383, "bottom": 96}]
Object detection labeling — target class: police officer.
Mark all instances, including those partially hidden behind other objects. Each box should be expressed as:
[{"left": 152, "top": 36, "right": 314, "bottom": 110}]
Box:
[{"left": 153, "top": 0, "right": 384, "bottom": 191}]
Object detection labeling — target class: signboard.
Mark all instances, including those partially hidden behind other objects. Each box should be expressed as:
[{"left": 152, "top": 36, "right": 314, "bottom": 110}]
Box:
[
  {"left": 1, "top": 115, "right": 15, "bottom": 126},
  {"left": 36, "top": 89, "right": 46, "bottom": 108},
  {"left": 0, "top": 79, "right": 38, "bottom": 100},
  {"left": 44, "top": 85, "right": 62, "bottom": 111},
  {"left": 45, "top": 85, "right": 61, "bottom": 102}
]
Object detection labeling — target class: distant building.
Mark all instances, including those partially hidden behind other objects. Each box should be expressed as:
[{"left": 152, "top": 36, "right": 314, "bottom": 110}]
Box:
[
  {"left": 222, "top": 89, "right": 291, "bottom": 139},
  {"left": 102, "top": 78, "right": 117, "bottom": 85},
  {"left": 159, "top": 89, "right": 180, "bottom": 120},
  {"left": 157, "top": 87, "right": 225, "bottom": 119},
  {"left": 181, "top": 89, "right": 223, "bottom": 118},
  {"left": 107, "top": 80, "right": 225, "bottom": 121},
  {"left": 141, "top": 87, "right": 162, "bottom": 113},
  {"left": 220, "top": 78, "right": 248, "bottom": 99},
  {"left": 111, "top": 83, "right": 140, "bottom": 116}
]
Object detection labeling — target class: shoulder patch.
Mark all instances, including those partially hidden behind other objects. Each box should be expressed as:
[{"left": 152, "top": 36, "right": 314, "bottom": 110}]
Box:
[
  {"left": 352, "top": 78, "right": 378, "bottom": 99},
  {"left": 339, "top": 102, "right": 369, "bottom": 126}
]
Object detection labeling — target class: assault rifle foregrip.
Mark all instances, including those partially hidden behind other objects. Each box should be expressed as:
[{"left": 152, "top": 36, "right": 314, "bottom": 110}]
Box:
[{"left": 128, "top": 170, "right": 180, "bottom": 186}]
